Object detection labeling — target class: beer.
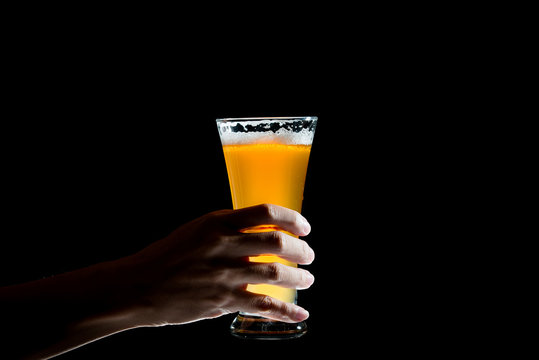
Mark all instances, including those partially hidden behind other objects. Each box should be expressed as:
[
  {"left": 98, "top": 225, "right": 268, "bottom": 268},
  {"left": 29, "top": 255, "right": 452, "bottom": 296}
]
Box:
[
  {"left": 222, "top": 143, "right": 312, "bottom": 302},
  {"left": 217, "top": 117, "right": 317, "bottom": 339}
]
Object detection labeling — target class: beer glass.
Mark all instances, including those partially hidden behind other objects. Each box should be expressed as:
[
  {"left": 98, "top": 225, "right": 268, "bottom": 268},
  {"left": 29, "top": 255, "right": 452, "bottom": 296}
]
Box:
[{"left": 216, "top": 117, "right": 317, "bottom": 339}]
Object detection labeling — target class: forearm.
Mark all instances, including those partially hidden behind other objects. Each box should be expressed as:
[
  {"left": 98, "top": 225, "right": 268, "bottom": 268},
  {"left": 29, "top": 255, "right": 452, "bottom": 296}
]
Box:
[
  {"left": 30, "top": 305, "right": 141, "bottom": 359},
  {"left": 0, "top": 255, "right": 147, "bottom": 359},
  {"left": 0, "top": 204, "right": 316, "bottom": 358}
]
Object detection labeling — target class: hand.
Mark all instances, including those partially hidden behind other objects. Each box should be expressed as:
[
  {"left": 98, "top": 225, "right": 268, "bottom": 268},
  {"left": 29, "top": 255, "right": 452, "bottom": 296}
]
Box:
[{"left": 126, "top": 203, "right": 315, "bottom": 327}]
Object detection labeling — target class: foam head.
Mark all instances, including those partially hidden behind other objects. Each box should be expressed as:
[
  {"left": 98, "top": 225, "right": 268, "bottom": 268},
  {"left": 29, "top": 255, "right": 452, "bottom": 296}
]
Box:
[{"left": 216, "top": 117, "right": 317, "bottom": 146}]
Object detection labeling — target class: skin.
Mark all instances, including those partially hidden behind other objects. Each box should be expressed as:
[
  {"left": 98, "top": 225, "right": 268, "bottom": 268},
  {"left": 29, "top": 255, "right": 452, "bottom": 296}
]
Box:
[{"left": 0, "top": 204, "right": 315, "bottom": 359}]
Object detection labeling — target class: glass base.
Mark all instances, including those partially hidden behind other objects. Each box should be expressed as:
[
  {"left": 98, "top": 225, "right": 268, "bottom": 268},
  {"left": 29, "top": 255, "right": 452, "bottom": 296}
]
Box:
[{"left": 230, "top": 314, "right": 307, "bottom": 340}]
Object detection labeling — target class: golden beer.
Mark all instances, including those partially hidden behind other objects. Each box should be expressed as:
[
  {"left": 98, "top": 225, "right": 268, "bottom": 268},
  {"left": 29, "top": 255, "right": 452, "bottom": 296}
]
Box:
[
  {"left": 217, "top": 117, "right": 317, "bottom": 339},
  {"left": 222, "top": 143, "right": 312, "bottom": 302}
]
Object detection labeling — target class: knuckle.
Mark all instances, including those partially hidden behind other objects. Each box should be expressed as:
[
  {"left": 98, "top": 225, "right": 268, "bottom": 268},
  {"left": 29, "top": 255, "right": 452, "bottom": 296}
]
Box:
[
  {"left": 203, "top": 209, "right": 232, "bottom": 227},
  {"left": 253, "top": 295, "right": 276, "bottom": 312},
  {"left": 268, "top": 231, "right": 285, "bottom": 251},
  {"left": 212, "top": 267, "right": 230, "bottom": 283},
  {"left": 260, "top": 203, "right": 277, "bottom": 220},
  {"left": 203, "top": 235, "right": 230, "bottom": 258},
  {"left": 218, "top": 235, "right": 237, "bottom": 251},
  {"left": 265, "top": 263, "right": 282, "bottom": 282},
  {"left": 202, "top": 210, "right": 222, "bottom": 225}
]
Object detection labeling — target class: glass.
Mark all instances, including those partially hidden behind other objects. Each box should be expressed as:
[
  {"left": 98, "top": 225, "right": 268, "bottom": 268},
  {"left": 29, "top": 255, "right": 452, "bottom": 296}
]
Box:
[{"left": 216, "top": 116, "right": 317, "bottom": 339}]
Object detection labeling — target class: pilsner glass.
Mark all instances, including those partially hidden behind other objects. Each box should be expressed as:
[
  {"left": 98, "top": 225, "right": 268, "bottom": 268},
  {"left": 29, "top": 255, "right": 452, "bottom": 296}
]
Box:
[{"left": 216, "top": 117, "right": 317, "bottom": 339}]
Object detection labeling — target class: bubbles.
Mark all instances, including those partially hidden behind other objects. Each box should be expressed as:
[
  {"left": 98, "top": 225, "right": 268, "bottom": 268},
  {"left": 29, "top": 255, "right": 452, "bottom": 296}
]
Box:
[{"left": 217, "top": 119, "right": 316, "bottom": 145}]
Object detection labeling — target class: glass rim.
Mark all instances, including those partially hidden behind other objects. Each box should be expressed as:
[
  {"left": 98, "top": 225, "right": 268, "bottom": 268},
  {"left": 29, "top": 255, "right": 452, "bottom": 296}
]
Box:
[{"left": 216, "top": 116, "right": 317, "bottom": 123}]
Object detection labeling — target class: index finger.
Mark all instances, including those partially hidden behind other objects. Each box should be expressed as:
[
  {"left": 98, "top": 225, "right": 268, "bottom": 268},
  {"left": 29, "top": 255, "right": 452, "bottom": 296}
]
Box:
[{"left": 223, "top": 204, "right": 311, "bottom": 237}]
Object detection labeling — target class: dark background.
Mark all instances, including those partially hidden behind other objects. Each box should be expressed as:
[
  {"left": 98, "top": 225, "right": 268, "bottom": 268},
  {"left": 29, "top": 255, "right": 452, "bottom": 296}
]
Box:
[{"left": 0, "top": 16, "right": 472, "bottom": 357}]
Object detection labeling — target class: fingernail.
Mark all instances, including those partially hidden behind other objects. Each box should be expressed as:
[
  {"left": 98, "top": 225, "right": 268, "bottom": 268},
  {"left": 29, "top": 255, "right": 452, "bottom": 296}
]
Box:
[
  {"left": 293, "top": 308, "right": 309, "bottom": 322},
  {"left": 308, "top": 247, "right": 315, "bottom": 263},
  {"left": 298, "top": 272, "right": 315, "bottom": 289},
  {"left": 300, "top": 217, "right": 311, "bottom": 235}
]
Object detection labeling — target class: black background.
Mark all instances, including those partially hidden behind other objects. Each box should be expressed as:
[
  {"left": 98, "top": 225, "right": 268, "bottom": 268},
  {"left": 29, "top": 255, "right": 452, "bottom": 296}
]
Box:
[{"left": 0, "top": 17, "right": 472, "bottom": 358}]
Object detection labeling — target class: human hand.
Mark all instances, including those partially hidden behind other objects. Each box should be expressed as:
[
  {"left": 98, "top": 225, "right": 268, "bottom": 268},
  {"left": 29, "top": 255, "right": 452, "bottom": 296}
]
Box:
[{"left": 125, "top": 203, "right": 315, "bottom": 327}]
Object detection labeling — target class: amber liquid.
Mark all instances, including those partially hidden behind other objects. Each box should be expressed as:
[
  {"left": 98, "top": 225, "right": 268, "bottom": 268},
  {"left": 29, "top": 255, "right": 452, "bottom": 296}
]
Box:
[{"left": 222, "top": 143, "right": 312, "bottom": 303}]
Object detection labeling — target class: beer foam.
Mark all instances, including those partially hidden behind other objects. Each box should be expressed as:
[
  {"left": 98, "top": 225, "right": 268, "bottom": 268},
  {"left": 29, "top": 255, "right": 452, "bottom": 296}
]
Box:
[{"left": 218, "top": 120, "right": 315, "bottom": 145}]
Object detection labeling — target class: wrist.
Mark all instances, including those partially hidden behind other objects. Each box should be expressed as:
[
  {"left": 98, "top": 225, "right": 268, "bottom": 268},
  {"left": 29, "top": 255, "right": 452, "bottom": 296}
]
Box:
[
  {"left": 96, "top": 254, "right": 148, "bottom": 329},
  {"left": 105, "top": 252, "right": 159, "bottom": 329}
]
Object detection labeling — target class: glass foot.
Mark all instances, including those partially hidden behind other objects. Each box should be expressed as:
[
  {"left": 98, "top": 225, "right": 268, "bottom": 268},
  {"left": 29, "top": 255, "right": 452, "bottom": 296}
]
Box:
[{"left": 230, "top": 314, "right": 307, "bottom": 340}]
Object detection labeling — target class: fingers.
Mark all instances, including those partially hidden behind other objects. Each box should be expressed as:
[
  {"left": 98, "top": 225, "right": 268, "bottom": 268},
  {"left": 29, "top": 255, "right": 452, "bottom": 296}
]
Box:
[
  {"left": 224, "top": 263, "right": 314, "bottom": 322},
  {"left": 238, "top": 263, "right": 315, "bottom": 290},
  {"left": 228, "top": 231, "right": 315, "bottom": 264},
  {"left": 232, "top": 292, "right": 310, "bottom": 323},
  {"left": 222, "top": 204, "right": 311, "bottom": 236},
  {"left": 206, "top": 204, "right": 314, "bottom": 323}
]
